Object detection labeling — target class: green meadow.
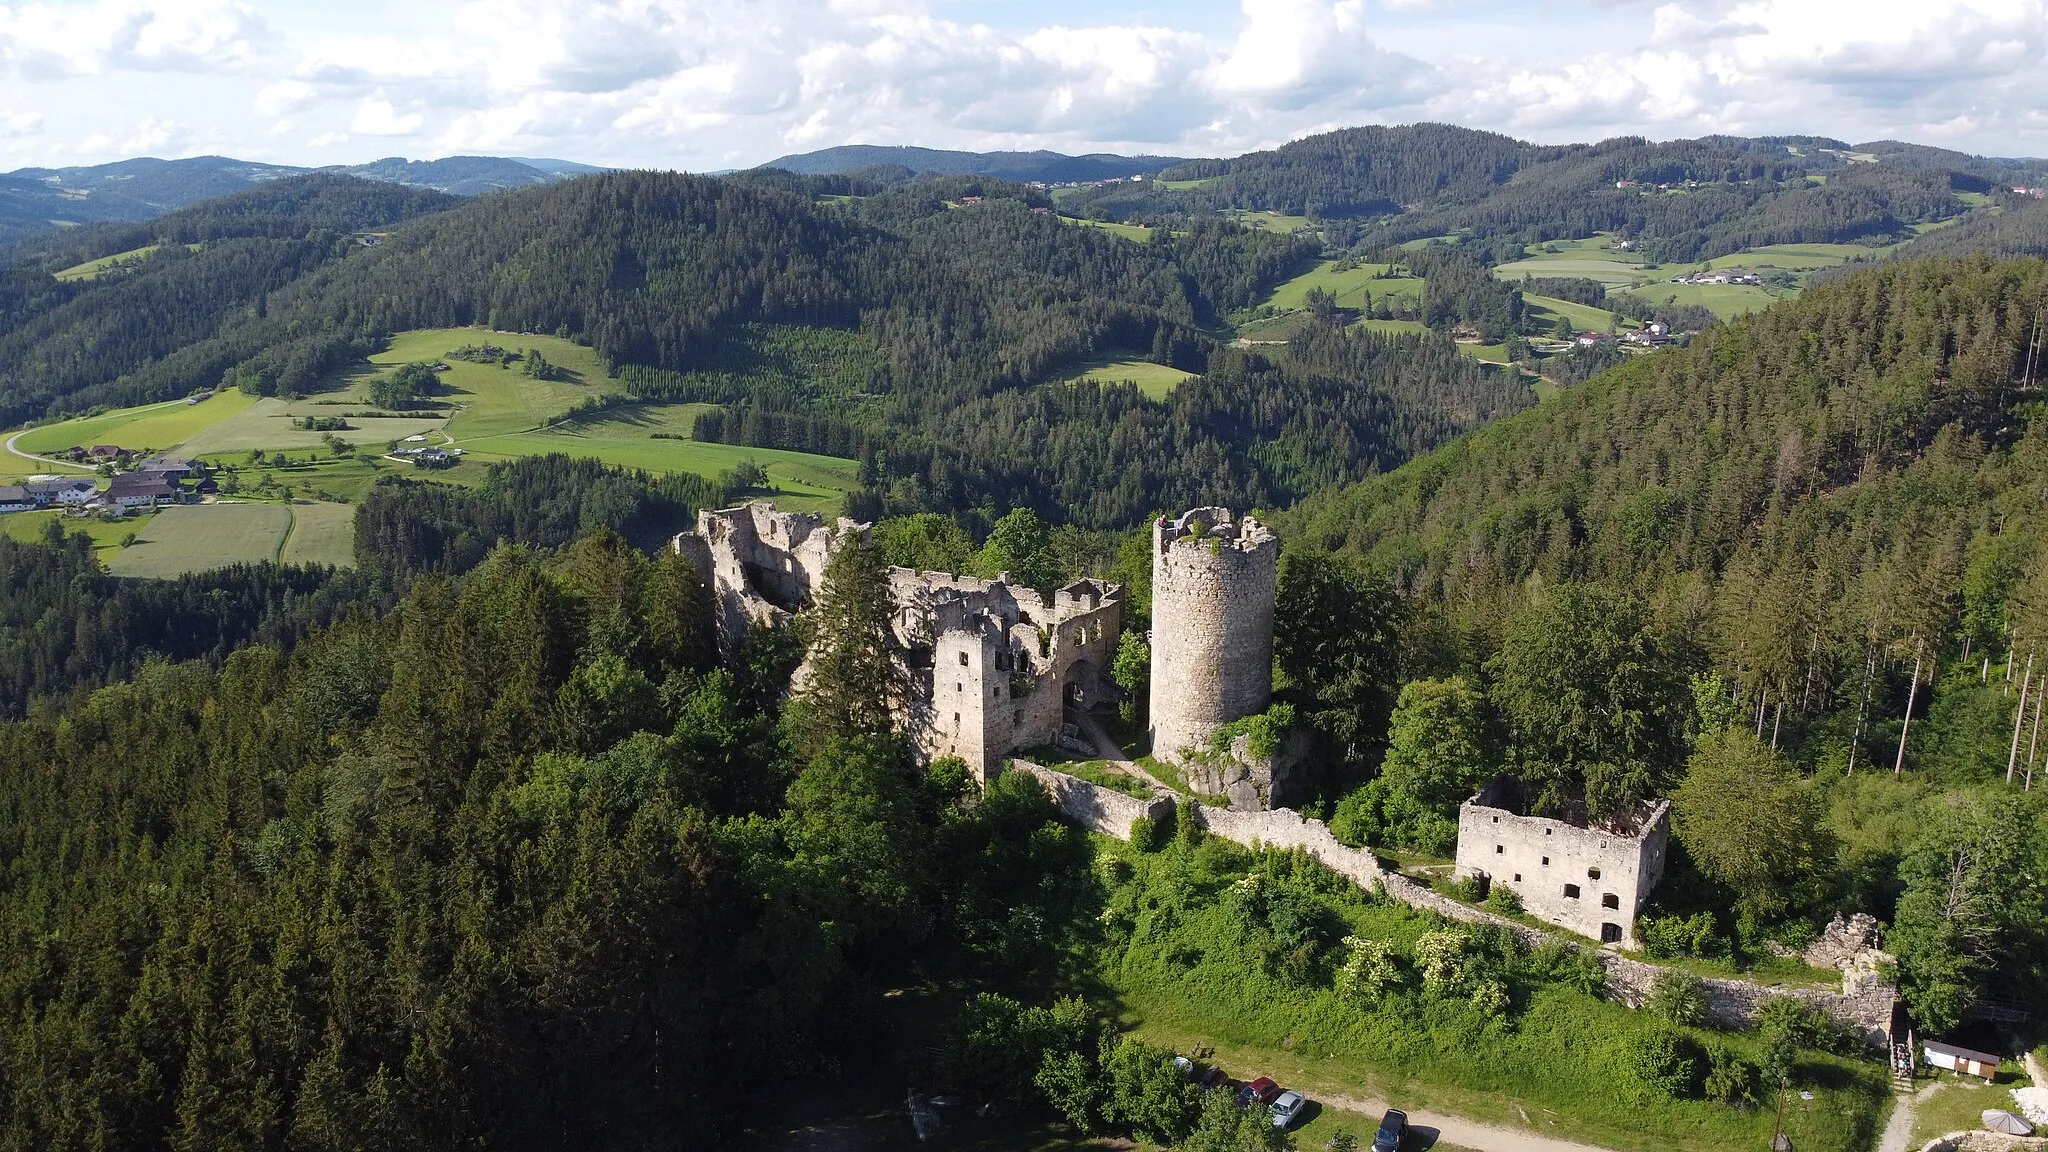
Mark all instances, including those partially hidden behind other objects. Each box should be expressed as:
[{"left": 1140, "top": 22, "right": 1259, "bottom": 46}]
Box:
[
  {"left": 103, "top": 503, "right": 293, "bottom": 578},
  {"left": 1062, "top": 357, "right": 1195, "bottom": 400},
  {"left": 15, "top": 389, "right": 261, "bottom": 456}
]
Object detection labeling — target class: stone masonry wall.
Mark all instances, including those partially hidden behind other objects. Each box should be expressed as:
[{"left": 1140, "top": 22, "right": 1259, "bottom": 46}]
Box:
[
  {"left": 1019, "top": 764, "right": 1897, "bottom": 1046},
  {"left": 1149, "top": 508, "right": 1278, "bottom": 762}
]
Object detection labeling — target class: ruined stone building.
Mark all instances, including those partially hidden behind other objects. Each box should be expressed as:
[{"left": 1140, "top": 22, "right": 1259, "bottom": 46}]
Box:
[
  {"left": 672, "top": 502, "right": 1123, "bottom": 778},
  {"left": 1147, "top": 507, "right": 1278, "bottom": 762},
  {"left": 1454, "top": 778, "right": 1671, "bottom": 947}
]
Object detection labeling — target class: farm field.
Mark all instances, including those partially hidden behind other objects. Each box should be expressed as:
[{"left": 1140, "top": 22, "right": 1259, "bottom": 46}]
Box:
[
  {"left": 1062, "top": 217, "right": 1151, "bottom": 241},
  {"left": 1457, "top": 341, "right": 1510, "bottom": 363},
  {"left": 456, "top": 407, "right": 858, "bottom": 514},
  {"left": 1637, "top": 279, "right": 1785, "bottom": 318},
  {"left": 1260, "top": 259, "right": 1422, "bottom": 312},
  {"left": 1494, "top": 233, "right": 1655, "bottom": 287},
  {"left": 1155, "top": 177, "right": 1215, "bottom": 190},
  {"left": 180, "top": 397, "right": 445, "bottom": 456},
  {"left": 52, "top": 243, "right": 202, "bottom": 282},
  {"left": 1062, "top": 357, "right": 1195, "bottom": 399},
  {"left": 1222, "top": 209, "right": 1313, "bottom": 233},
  {"left": 104, "top": 503, "right": 291, "bottom": 578},
  {"left": 0, "top": 508, "right": 151, "bottom": 561},
  {"left": 278, "top": 501, "right": 357, "bottom": 568},
  {"left": 15, "top": 389, "right": 261, "bottom": 456},
  {"left": 336, "top": 327, "right": 619, "bottom": 441},
  {"left": 1521, "top": 292, "right": 1620, "bottom": 332}
]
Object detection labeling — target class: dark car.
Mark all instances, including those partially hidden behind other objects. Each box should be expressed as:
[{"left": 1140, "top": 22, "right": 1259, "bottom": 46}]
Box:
[
  {"left": 1237, "top": 1076, "right": 1281, "bottom": 1107},
  {"left": 1372, "top": 1108, "right": 1407, "bottom": 1152},
  {"left": 1200, "top": 1066, "right": 1231, "bottom": 1091}
]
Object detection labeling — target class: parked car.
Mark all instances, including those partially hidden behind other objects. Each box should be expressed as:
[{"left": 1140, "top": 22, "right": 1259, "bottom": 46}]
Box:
[
  {"left": 1269, "top": 1089, "right": 1306, "bottom": 1129},
  {"left": 1173, "top": 1056, "right": 1195, "bottom": 1081},
  {"left": 1200, "top": 1066, "right": 1231, "bottom": 1091},
  {"left": 1238, "top": 1076, "right": 1281, "bottom": 1107},
  {"left": 1373, "top": 1107, "right": 1407, "bottom": 1152}
]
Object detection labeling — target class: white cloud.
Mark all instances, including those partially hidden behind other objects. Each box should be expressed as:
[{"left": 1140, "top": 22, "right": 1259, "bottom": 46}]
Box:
[
  {"left": 7, "top": 0, "right": 2048, "bottom": 171},
  {"left": 1, "top": 110, "right": 38, "bottom": 136},
  {"left": 0, "top": 0, "right": 265, "bottom": 79},
  {"left": 350, "top": 96, "right": 423, "bottom": 137}
]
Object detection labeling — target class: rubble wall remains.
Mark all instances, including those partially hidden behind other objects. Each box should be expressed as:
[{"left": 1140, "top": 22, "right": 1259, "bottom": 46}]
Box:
[{"left": 1019, "top": 764, "right": 1897, "bottom": 1046}]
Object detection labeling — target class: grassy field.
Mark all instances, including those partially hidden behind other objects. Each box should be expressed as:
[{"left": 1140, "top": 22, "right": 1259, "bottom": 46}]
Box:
[
  {"left": 1356, "top": 318, "right": 1429, "bottom": 337},
  {"left": 104, "top": 503, "right": 292, "bottom": 578},
  {"left": 1061, "top": 357, "right": 1195, "bottom": 400},
  {"left": 52, "top": 243, "right": 201, "bottom": 282},
  {"left": 1457, "top": 342, "right": 1510, "bottom": 363},
  {"left": 1907, "top": 1069, "right": 2025, "bottom": 1145},
  {"left": 279, "top": 501, "right": 357, "bottom": 568},
  {"left": 1521, "top": 292, "right": 1620, "bottom": 332},
  {"left": 1063, "top": 217, "right": 1151, "bottom": 242},
  {"left": 1155, "top": 177, "right": 1215, "bottom": 191},
  {"left": 1494, "top": 234, "right": 1655, "bottom": 288},
  {"left": 1261, "top": 260, "right": 1423, "bottom": 312},
  {"left": 338, "top": 327, "right": 619, "bottom": 440},
  {"left": 15, "top": 389, "right": 262, "bottom": 455},
  {"left": 179, "top": 398, "right": 446, "bottom": 456},
  {"left": 1223, "top": 209, "right": 1314, "bottom": 233},
  {"left": 457, "top": 406, "right": 858, "bottom": 514},
  {"left": 1636, "top": 280, "right": 1784, "bottom": 318},
  {"left": 0, "top": 508, "right": 152, "bottom": 561}
]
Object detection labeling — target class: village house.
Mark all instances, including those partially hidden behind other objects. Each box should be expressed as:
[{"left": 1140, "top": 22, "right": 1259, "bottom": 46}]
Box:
[
  {"left": 0, "top": 486, "right": 37, "bottom": 513},
  {"left": 26, "top": 479, "right": 96, "bottom": 506},
  {"left": 136, "top": 457, "right": 197, "bottom": 480}
]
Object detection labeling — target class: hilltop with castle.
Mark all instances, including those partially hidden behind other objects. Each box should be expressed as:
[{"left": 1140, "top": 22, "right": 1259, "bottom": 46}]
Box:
[
  {"left": 673, "top": 500, "right": 1695, "bottom": 949},
  {"left": 672, "top": 502, "right": 1296, "bottom": 801}
]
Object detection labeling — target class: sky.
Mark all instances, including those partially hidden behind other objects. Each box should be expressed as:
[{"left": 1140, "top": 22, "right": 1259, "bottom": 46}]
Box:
[{"left": 3, "top": 0, "right": 2048, "bottom": 172}]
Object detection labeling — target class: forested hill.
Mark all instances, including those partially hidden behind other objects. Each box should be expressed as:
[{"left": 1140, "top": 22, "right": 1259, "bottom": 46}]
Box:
[
  {"left": 1284, "top": 253, "right": 2048, "bottom": 669},
  {"left": 761, "top": 144, "right": 1183, "bottom": 182}
]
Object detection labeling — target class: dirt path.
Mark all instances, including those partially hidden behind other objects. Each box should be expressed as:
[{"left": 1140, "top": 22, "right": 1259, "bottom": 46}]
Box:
[
  {"left": 1313, "top": 1088, "right": 1621, "bottom": 1152},
  {"left": 4, "top": 430, "right": 98, "bottom": 472},
  {"left": 1075, "top": 711, "right": 1178, "bottom": 794},
  {"left": 1876, "top": 1082, "right": 1931, "bottom": 1152}
]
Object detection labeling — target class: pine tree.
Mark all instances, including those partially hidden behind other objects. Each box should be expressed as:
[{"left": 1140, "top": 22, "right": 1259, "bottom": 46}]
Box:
[{"left": 796, "top": 535, "right": 904, "bottom": 748}]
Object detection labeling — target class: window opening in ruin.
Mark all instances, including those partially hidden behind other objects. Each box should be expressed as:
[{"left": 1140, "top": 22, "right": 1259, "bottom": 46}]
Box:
[
  {"left": 952, "top": 713, "right": 959, "bottom": 725},
  {"left": 1541, "top": 856, "right": 1549, "bottom": 866},
  {"left": 1491, "top": 816, "right": 1499, "bottom": 823},
  {"left": 1545, "top": 828, "right": 1552, "bottom": 835},
  {"left": 959, "top": 652, "right": 969, "bottom": 666},
  {"left": 1494, "top": 845, "right": 1503, "bottom": 854},
  {"left": 1602, "top": 893, "right": 1619, "bottom": 909},
  {"left": 1564, "top": 884, "right": 1580, "bottom": 899},
  {"left": 955, "top": 682, "right": 962, "bottom": 693},
  {"left": 1513, "top": 873, "right": 1522, "bottom": 882},
  {"left": 1600, "top": 923, "right": 1622, "bottom": 944},
  {"left": 1588, "top": 867, "right": 1602, "bottom": 880}
]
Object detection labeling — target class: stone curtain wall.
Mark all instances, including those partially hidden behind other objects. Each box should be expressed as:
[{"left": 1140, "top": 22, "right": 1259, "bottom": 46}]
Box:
[{"left": 1021, "top": 764, "right": 1898, "bottom": 1046}]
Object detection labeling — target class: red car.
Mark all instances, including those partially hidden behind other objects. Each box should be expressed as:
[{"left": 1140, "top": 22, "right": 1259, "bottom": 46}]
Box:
[
  {"left": 1237, "top": 1076, "right": 1282, "bottom": 1107},
  {"left": 1200, "top": 1066, "right": 1231, "bottom": 1092}
]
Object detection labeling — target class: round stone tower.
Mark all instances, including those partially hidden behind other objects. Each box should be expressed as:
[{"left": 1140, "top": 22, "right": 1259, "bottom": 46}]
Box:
[{"left": 1148, "top": 507, "right": 1278, "bottom": 761}]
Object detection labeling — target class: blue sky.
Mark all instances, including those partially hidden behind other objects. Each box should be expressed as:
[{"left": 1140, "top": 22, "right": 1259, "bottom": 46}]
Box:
[{"left": 2, "top": 0, "right": 2046, "bottom": 171}]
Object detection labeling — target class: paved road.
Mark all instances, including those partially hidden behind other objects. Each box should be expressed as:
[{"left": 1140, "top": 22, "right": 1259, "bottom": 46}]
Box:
[
  {"left": 4, "top": 430, "right": 98, "bottom": 472},
  {"left": 1314, "top": 1088, "right": 1620, "bottom": 1152}
]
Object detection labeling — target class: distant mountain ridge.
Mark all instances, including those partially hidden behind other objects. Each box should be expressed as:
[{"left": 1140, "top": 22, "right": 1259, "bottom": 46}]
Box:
[
  {"left": 760, "top": 145, "right": 1185, "bottom": 183},
  {"left": 0, "top": 154, "right": 604, "bottom": 243}
]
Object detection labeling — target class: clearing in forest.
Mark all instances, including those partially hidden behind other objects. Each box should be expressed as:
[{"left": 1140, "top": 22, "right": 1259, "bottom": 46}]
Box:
[
  {"left": 1260, "top": 259, "right": 1423, "bottom": 313},
  {"left": 104, "top": 503, "right": 291, "bottom": 578},
  {"left": 1062, "top": 357, "right": 1195, "bottom": 400}
]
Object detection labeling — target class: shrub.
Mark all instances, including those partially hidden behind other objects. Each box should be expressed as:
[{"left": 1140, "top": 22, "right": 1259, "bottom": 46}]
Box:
[
  {"left": 1100, "top": 1035, "right": 1201, "bottom": 1143},
  {"left": 1702, "top": 1042, "right": 1762, "bottom": 1107},
  {"left": 1129, "top": 814, "right": 1167, "bottom": 853},
  {"left": 1640, "top": 911, "right": 1727, "bottom": 960},
  {"left": 1482, "top": 885, "right": 1523, "bottom": 915},
  {"left": 1647, "top": 971, "right": 1710, "bottom": 1027},
  {"left": 1448, "top": 874, "right": 1488, "bottom": 902},
  {"left": 1335, "top": 935, "right": 1405, "bottom": 1002},
  {"left": 1624, "top": 1027, "right": 1703, "bottom": 1099}
]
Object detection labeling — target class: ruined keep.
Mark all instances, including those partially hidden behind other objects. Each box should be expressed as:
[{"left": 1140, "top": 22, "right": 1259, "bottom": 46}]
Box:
[
  {"left": 1454, "top": 779, "right": 1671, "bottom": 947},
  {"left": 673, "top": 502, "right": 1123, "bottom": 779},
  {"left": 1148, "top": 507, "right": 1278, "bottom": 763}
]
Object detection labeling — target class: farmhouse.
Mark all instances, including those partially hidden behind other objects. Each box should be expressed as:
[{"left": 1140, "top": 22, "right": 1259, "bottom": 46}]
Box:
[
  {"left": 0, "top": 486, "right": 37, "bottom": 513},
  {"left": 136, "top": 457, "right": 196, "bottom": 479},
  {"left": 1455, "top": 778, "right": 1671, "bottom": 947},
  {"left": 104, "top": 472, "right": 185, "bottom": 508},
  {"left": 25, "top": 479, "right": 96, "bottom": 505}
]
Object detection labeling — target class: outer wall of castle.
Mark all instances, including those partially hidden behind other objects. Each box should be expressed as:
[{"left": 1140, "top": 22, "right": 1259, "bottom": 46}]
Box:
[{"left": 1148, "top": 508, "right": 1278, "bottom": 761}]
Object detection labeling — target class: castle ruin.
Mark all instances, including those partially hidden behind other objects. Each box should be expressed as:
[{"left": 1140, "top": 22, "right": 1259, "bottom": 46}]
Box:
[
  {"left": 672, "top": 502, "right": 1122, "bottom": 779},
  {"left": 1148, "top": 507, "right": 1279, "bottom": 761},
  {"left": 1454, "top": 778, "right": 1671, "bottom": 947}
]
